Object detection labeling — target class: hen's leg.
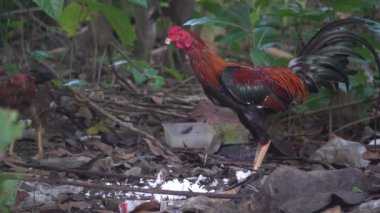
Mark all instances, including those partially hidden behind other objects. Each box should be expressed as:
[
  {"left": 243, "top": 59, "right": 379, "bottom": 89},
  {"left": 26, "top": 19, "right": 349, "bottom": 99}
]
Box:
[
  {"left": 25, "top": 106, "right": 44, "bottom": 158},
  {"left": 252, "top": 140, "right": 271, "bottom": 171},
  {"left": 37, "top": 124, "right": 43, "bottom": 159}
]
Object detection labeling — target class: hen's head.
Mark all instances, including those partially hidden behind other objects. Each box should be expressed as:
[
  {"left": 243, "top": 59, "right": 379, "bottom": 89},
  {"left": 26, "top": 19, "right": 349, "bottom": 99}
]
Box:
[
  {"left": 9, "top": 74, "right": 35, "bottom": 87},
  {"left": 165, "top": 26, "right": 194, "bottom": 49}
]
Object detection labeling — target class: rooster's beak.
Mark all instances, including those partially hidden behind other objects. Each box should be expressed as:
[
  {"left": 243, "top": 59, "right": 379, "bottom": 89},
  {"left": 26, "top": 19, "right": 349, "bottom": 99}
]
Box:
[{"left": 165, "top": 38, "right": 172, "bottom": 45}]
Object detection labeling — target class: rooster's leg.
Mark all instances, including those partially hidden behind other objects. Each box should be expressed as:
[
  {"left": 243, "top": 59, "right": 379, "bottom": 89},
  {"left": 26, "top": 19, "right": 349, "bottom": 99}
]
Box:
[{"left": 252, "top": 140, "right": 271, "bottom": 171}]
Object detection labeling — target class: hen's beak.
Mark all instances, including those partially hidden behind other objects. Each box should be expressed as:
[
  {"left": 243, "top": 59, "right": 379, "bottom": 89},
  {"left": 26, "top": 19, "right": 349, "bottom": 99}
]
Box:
[{"left": 165, "top": 38, "right": 172, "bottom": 45}]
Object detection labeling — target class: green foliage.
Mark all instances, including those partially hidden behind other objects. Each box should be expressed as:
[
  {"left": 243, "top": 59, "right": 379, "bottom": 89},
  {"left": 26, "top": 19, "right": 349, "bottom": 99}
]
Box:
[
  {"left": 128, "top": 0, "right": 147, "bottom": 8},
  {"left": 1, "top": 64, "right": 20, "bottom": 74},
  {"left": 0, "top": 109, "right": 23, "bottom": 212},
  {"left": 32, "top": 0, "right": 64, "bottom": 20},
  {"left": 86, "top": 121, "right": 110, "bottom": 135},
  {"left": 0, "top": 178, "right": 18, "bottom": 213},
  {"left": 306, "top": 88, "right": 335, "bottom": 109},
  {"left": 323, "top": 0, "right": 372, "bottom": 13},
  {"left": 99, "top": 3, "right": 135, "bottom": 45},
  {"left": 59, "top": 2, "right": 90, "bottom": 36},
  {"left": 30, "top": 50, "right": 53, "bottom": 59},
  {"left": 0, "top": 109, "right": 23, "bottom": 151},
  {"left": 352, "top": 186, "right": 363, "bottom": 193},
  {"left": 58, "top": 0, "right": 135, "bottom": 45},
  {"left": 131, "top": 66, "right": 165, "bottom": 91},
  {"left": 250, "top": 48, "right": 274, "bottom": 66}
]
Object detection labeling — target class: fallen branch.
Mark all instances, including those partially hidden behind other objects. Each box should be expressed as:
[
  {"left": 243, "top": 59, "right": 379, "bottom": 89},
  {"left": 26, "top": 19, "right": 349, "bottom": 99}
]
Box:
[
  {"left": 7, "top": 160, "right": 154, "bottom": 180},
  {"left": 0, "top": 172, "right": 247, "bottom": 200}
]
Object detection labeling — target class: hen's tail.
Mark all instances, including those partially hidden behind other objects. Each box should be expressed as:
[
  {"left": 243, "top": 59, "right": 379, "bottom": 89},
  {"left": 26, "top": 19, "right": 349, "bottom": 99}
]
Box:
[
  {"left": 28, "top": 69, "right": 54, "bottom": 85},
  {"left": 289, "top": 18, "right": 380, "bottom": 92}
]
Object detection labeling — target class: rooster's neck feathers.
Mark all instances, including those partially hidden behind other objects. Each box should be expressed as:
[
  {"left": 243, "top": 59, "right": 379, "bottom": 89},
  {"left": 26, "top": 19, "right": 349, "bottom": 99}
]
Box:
[{"left": 184, "top": 34, "right": 228, "bottom": 87}]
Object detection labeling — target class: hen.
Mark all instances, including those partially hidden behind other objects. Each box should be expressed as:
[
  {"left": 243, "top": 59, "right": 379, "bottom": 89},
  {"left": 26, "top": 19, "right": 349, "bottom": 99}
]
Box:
[
  {"left": 0, "top": 70, "right": 52, "bottom": 158},
  {"left": 165, "top": 18, "right": 380, "bottom": 171}
]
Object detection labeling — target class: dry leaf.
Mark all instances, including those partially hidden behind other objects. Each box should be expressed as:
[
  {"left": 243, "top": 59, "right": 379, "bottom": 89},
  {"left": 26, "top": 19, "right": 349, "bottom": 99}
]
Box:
[{"left": 144, "top": 138, "right": 181, "bottom": 163}]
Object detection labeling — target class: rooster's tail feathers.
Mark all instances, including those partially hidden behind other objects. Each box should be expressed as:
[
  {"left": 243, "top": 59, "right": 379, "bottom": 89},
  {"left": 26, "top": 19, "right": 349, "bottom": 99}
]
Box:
[{"left": 290, "top": 17, "right": 380, "bottom": 92}]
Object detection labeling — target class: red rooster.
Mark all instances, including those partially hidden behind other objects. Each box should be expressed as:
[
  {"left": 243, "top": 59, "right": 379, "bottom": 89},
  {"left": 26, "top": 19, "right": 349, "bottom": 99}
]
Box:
[
  {"left": 165, "top": 18, "right": 380, "bottom": 171},
  {"left": 0, "top": 70, "right": 52, "bottom": 158}
]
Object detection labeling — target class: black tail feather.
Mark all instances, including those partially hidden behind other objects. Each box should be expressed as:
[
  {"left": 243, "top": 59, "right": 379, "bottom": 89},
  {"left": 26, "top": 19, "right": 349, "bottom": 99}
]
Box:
[{"left": 290, "top": 17, "right": 380, "bottom": 92}]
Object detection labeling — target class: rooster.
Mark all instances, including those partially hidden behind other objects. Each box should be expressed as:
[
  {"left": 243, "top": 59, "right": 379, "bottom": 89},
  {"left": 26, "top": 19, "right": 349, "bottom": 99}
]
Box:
[
  {"left": 0, "top": 70, "right": 53, "bottom": 158},
  {"left": 165, "top": 18, "right": 380, "bottom": 171}
]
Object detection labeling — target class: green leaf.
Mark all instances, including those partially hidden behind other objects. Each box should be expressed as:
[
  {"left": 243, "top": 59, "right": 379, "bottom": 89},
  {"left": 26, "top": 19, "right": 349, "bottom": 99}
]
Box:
[
  {"left": 183, "top": 17, "right": 241, "bottom": 29},
  {"left": 30, "top": 50, "right": 53, "bottom": 59},
  {"left": 2, "top": 64, "right": 20, "bottom": 74},
  {"left": 250, "top": 5, "right": 261, "bottom": 26},
  {"left": 250, "top": 48, "right": 274, "bottom": 66},
  {"left": 199, "top": 1, "right": 222, "bottom": 13},
  {"left": 219, "top": 31, "right": 247, "bottom": 44},
  {"left": 273, "top": 6, "right": 299, "bottom": 17},
  {"left": 252, "top": 26, "right": 280, "bottom": 48},
  {"left": 51, "top": 79, "right": 64, "bottom": 87},
  {"left": 325, "top": 0, "right": 371, "bottom": 12},
  {"left": 33, "top": 0, "right": 64, "bottom": 20},
  {"left": 352, "top": 186, "right": 363, "bottom": 193},
  {"left": 306, "top": 88, "right": 334, "bottom": 109},
  {"left": 101, "top": 81, "right": 112, "bottom": 89},
  {"left": 149, "top": 75, "right": 165, "bottom": 90},
  {"left": 101, "top": 3, "right": 135, "bottom": 45},
  {"left": 302, "top": 8, "right": 329, "bottom": 21},
  {"left": 0, "top": 178, "right": 18, "bottom": 211},
  {"left": 59, "top": 3, "right": 89, "bottom": 36},
  {"left": 144, "top": 68, "right": 158, "bottom": 77},
  {"left": 131, "top": 68, "right": 147, "bottom": 84},
  {"left": 0, "top": 109, "right": 23, "bottom": 150},
  {"left": 86, "top": 122, "right": 110, "bottom": 135},
  {"left": 129, "top": 0, "right": 147, "bottom": 7},
  {"left": 163, "top": 67, "right": 183, "bottom": 81}
]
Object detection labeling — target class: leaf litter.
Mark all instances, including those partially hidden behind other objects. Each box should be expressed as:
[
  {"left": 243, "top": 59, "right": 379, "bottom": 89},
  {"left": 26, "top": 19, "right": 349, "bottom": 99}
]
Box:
[{"left": 1, "top": 78, "right": 380, "bottom": 213}]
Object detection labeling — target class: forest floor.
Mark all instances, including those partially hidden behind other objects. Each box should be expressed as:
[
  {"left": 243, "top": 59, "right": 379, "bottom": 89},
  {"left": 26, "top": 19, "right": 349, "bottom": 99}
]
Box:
[{"left": 1, "top": 77, "right": 380, "bottom": 213}]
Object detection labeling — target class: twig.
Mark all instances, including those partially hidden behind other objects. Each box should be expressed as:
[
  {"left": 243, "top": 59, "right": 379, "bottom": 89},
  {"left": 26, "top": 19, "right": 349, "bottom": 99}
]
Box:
[
  {"left": 110, "top": 101, "right": 187, "bottom": 118},
  {"left": 0, "top": 7, "right": 41, "bottom": 16},
  {"left": 129, "top": 102, "right": 193, "bottom": 110},
  {"left": 334, "top": 115, "right": 379, "bottom": 133},
  {"left": 288, "top": 97, "right": 376, "bottom": 120},
  {"left": 7, "top": 160, "right": 154, "bottom": 180},
  {"left": 0, "top": 172, "right": 248, "bottom": 200}
]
